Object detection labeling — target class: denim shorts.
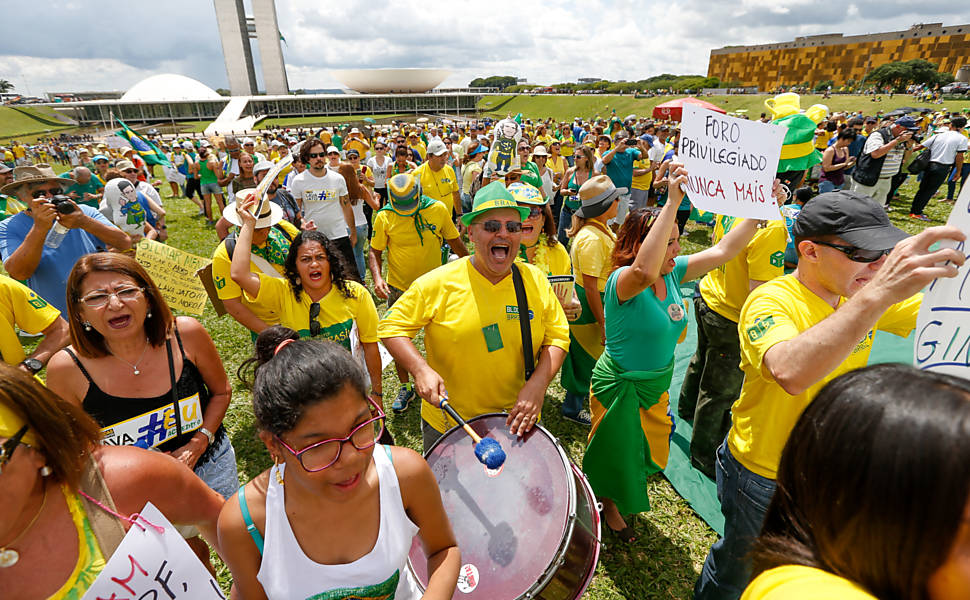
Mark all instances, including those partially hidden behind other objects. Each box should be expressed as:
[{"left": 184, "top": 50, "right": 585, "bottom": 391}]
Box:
[
  {"left": 200, "top": 182, "right": 223, "bottom": 195},
  {"left": 193, "top": 432, "right": 239, "bottom": 500}
]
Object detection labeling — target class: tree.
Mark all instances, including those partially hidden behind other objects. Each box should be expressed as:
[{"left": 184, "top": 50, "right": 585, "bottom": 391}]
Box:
[
  {"left": 215, "top": 88, "right": 231, "bottom": 96},
  {"left": 864, "top": 59, "right": 952, "bottom": 91},
  {"left": 813, "top": 80, "right": 834, "bottom": 92},
  {"left": 468, "top": 76, "right": 518, "bottom": 90},
  {"left": 0, "top": 79, "right": 13, "bottom": 94}
]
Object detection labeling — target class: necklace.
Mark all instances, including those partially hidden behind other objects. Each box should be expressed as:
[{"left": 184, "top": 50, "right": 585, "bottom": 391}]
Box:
[
  {"left": 113, "top": 338, "right": 150, "bottom": 376},
  {"left": 519, "top": 234, "right": 552, "bottom": 274},
  {"left": 0, "top": 483, "right": 48, "bottom": 568}
]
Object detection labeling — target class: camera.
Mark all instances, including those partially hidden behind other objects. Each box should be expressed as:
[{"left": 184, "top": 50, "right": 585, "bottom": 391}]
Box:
[
  {"left": 50, "top": 194, "right": 77, "bottom": 215},
  {"left": 624, "top": 138, "right": 638, "bottom": 146}
]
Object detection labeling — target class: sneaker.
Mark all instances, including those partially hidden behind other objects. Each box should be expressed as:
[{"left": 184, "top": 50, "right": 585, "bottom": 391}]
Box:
[
  {"left": 909, "top": 213, "right": 931, "bottom": 222},
  {"left": 392, "top": 387, "right": 414, "bottom": 413},
  {"left": 562, "top": 409, "right": 592, "bottom": 426}
]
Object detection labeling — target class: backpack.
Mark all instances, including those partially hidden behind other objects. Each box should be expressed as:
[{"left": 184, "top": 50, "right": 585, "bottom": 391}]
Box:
[{"left": 852, "top": 127, "right": 893, "bottom": 187}]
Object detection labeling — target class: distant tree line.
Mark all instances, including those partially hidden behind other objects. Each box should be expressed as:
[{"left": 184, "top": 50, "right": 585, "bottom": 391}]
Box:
[
  {"left": 469, "top": 74, "right": 735, "bottom": 93},
  {"left": 863, "top": 59, "right": 954, "bottom": 91}
]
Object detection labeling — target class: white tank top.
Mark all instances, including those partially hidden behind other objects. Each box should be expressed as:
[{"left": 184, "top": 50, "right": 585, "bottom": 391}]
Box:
[{"left": 257, "top": 446, "right": 422, "bottom": 599}]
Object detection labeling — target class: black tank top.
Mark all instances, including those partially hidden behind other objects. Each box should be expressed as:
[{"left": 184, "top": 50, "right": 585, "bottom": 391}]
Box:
[{"left": 67, "top": 327, "right": 225, "bottom": 464}]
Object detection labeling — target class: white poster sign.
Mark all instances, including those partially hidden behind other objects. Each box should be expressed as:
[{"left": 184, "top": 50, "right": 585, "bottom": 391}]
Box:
[
  {"left": 81, "top": 502, "right": 225, "bottom": 600},
  {"left": 678, "top": 105, "right": 786, "bottom": 220},
  {"left": 915, "top": 182, "right": 970, "bottom": 377}
]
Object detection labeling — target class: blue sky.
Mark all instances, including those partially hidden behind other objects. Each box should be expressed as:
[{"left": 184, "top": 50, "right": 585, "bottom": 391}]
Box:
[{"left": 0, "top": 0, "right": 965, "bottom": 95}]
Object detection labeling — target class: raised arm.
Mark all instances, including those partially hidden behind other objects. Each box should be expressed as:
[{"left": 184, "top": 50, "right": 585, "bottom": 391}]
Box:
[{"left": 228, "top": 195, "right": 263, "bottom": 298}]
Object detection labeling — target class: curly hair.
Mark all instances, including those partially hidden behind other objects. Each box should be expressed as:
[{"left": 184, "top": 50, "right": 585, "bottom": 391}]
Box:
[
  {"left": 236, "top": 325, "right": 300, "bottom": 388},
  {"left": 283, "top": 230, "right": 354, "bottom": 301}
]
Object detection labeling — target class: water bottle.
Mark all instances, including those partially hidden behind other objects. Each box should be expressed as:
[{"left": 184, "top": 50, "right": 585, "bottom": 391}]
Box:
[{"left": 44, "top": 223, "right": 69, "bottom": 249}]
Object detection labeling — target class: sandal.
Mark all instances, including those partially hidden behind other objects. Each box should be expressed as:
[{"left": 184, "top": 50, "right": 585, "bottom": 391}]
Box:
[{"left": 606, "top": 522, "right": 637, "bottom": 544}]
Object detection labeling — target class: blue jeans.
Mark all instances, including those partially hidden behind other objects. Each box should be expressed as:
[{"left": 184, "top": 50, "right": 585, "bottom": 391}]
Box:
[
  {"left": 817, "top": 179, "right": 842, "bottom": 194},
  {"left": 353, "top": 223, "right": 368, "bottom": 279},
  {"left": 694, "top": 441, "right": 776, "bottom": 600},
  {"left": 947, "top": 163, "right": 970, "bottom": 200},
  {"left": 562, "top": 391, "right": 587, "bottom": 417},
  {"left": 559, "top": 203, "right": 577, "bottom": 246},
  {"left": 193, "top": 433, "right": 239, "bottom": 500}
]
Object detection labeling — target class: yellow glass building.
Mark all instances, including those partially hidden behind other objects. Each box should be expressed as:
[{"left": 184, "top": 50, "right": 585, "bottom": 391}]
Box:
[{"left": 708, "top": 23, "right": 970, "bottom": 91}]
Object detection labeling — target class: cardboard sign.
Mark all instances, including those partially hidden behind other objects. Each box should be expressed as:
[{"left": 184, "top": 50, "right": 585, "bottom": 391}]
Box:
[
  {"left": 678, "top": 105, "right": 786, "bottom": 221},
  {"left": 81, "top": 502, "right": 225, "bottom": 600},
  {"left": 136, "top": 240, "right": 211, "bottom": 316},
  {"left": 915, "top": 183, "right": 970, "bottom": 376}
]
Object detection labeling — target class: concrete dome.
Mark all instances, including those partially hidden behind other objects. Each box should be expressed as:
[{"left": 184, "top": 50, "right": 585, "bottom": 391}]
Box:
[
  {"left": 330, "top": 68, "right": 451, "bottom": 93},
  {"left": 121, "top": 74, "right": 222, "bottom": 102}
]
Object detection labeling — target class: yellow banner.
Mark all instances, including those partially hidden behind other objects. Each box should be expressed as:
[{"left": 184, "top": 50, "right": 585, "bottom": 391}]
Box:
[{"left": 135, "top": 239, "right": 211, "bottom": 316}]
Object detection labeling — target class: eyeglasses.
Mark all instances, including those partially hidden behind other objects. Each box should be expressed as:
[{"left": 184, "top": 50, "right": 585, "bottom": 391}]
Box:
[
  {"left": 518, "top": 147, "right": 529, "bottom": 152},
  {"left": 275, "top": 400, "right": 386, "bottom": 471},
  {"left": 0, "top": 425, "right": 29, "bottom": 475},
  {"left": 327, "top": 152, "right": 340, "bottom": 157},
  {"left": 813, "top": 241, "right": 891, "bottom": 263},
  {"left": 32, "top": 187, "right": 61, "bottom": 198},
  {"left": 79, "top": 286, "right": 144, "bottom": 308},
  {"left": 307, "top": 151, "right": 327, "bottom": 159},
  {"left": 309, "top": 302, "right": 321, "bottom": 337},
  {"left": 481, "top": 220, "right": 523, "bottom": 233},
  {"left": 519, "top": 205, "right": 542, "bottom": 218},
  {"left": 123, "top": 169, "right": 139, "bottom": 174}
]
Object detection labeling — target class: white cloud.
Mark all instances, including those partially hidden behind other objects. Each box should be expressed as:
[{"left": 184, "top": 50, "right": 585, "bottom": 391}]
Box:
[{"left": 0, "top": 0, "right": 964, "bottom": 95}]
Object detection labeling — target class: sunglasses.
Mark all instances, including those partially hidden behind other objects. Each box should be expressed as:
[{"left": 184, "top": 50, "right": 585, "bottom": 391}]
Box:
[
  {"left": 124, "top": 169, "right": 139, "bottom": 174},
  {"left": 0, "top": 425, "right": 29, "bottom": 475},
  {"left": 307, "top": 151, "right": 327, "bottom": 159},
  {"left": 275, "top": 399, "right": 386, "bottom": 471},
  {"left": 309, "top": 302, "right": 321, "bottom": 337},
  {"left": 327, "top": 152, "right": 340, "bottom": 157},
  {"left": 481, "top": 220, "right": 523, "bottom": 233},
  {"left": 813, "top": 240, "right": 891, "bottom": 263},
  {"left": 519, "top": 205, "right": 542, "bottom": 218}
]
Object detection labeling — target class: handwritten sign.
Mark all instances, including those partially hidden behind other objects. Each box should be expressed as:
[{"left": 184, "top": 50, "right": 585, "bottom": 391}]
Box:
[
  {"left": 136, "top": 240, "right": 211, "bottom": 316},
  {"left": 678, "top": 105, "right": 786, "bottom": 221},
  {"left": 915, "top": 182, "right": 970, "bottom": 377},
  {"left": 81, "top": 502, "right": 225, "bottom": 600}
]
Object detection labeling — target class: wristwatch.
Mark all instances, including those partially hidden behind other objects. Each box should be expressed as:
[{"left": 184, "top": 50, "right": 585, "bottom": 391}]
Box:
[
  {"left": 197, "top": 427, "right": 215, "bottom": 446},
  {"left": 20, "top": 358, "right": 43, "bottom": 375}
]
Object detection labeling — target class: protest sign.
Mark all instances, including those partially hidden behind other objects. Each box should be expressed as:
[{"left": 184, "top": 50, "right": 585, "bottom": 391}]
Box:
[
  {"left": 915, "top": 183, "right": 970, "bottom": 377},
  {"left": 136, "top": 240, "right": 211, "bottom": 316},
  {"left": 81, "top": 502, "right": 225, "bottom": 600},
  {"left": 678, "top": 105, "right": 786, "bottom": 221}
]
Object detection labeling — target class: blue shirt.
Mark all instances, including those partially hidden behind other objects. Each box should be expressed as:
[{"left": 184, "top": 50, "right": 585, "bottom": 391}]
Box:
[
  {"left": 604, "top": 256, "right": 689, "bottom": 372},
  {"left": 0, "top": 205, "right": 117, "bottom": 313},
  {"left": 603, "top": 147, "right": 641, "bottom": 190}
]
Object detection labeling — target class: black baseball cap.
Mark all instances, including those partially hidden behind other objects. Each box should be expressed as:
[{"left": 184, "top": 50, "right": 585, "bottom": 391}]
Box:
[{"left": 792, "top": 190, "right": 908, "bottom": 251}]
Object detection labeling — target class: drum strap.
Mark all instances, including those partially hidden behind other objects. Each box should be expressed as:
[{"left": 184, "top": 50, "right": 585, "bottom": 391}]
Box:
[{"left": 510, "top": 264, "right": 535, "bottom": 381}]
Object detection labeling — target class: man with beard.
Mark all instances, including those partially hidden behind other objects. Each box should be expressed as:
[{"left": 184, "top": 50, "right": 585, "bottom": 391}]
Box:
[{"left": 379, "top": 181, "right": 569, "bottom": 451}]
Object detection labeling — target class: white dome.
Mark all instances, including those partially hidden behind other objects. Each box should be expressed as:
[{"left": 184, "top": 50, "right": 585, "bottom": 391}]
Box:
[
  {"left": 121, "top": 74, "right": 222, "bottom": 102},
  {"left": 330, "top": 68, "right": 451, "bottom": 93}
]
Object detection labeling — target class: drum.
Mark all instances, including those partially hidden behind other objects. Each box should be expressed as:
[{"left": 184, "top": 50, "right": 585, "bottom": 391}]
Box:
[{"left": 408, "top": 414, "right": 601, "bottom": 599}]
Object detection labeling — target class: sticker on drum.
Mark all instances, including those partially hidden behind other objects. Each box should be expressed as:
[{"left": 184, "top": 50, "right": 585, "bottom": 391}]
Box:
[
  {"left": 484, "top": 464, "right": 503, "bottom": 478},
  {"left": 457, "top": 563, "right": 480, "bottom": 593}
]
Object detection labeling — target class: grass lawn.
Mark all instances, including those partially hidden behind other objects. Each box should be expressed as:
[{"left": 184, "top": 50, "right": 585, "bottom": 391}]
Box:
[
  {"left": 478, "top": 94, "right": 970, "bottom": 122},
  {"left": 0, "top": 105, "right": 75, "bottom": 140},
  {"left": 256, "top": 114, "right": 408, "bottom": 129},
  {"left": 19, "top": 157, "right": 957, "bottom": 597}
]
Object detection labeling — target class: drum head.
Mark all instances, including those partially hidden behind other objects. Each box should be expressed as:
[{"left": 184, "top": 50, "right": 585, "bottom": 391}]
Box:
[{"left": 409, "top": 414, "right": 573, "bottom": 598}]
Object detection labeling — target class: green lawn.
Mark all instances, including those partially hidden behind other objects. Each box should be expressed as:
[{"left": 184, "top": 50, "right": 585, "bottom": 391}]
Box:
[
  {"left": 0, "top": 105, "right": 75, "bottom": 140},
  {"left": 478, "top": 93, "right": 970, "bottom": 122},
  {"left": 256, "top": 114, "right": 408, "bottom": 129},
  {"left": 23, "top": 157, "right": 959, "bottom": 597}
]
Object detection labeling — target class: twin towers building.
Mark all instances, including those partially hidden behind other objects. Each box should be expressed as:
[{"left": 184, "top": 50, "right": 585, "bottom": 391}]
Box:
[{"left": 214, "top": 0, "right": 290, "bottom": 96}]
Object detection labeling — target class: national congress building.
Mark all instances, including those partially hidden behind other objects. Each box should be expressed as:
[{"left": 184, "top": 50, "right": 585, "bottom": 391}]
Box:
[{"left": 708, "top": 23, "right": 970, "bottom": 92}]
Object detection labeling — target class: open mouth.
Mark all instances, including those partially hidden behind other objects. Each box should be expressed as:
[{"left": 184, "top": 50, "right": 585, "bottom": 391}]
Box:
[
  {"left": 107, "top": 315, "right": 132, "bottom": 329},
  {"left": 307, "top": 270, "right": 323, "bottom": 282},
  {"left": 521, "top": 224, "right": 535, "bottom": 235},
  {"left": 490, "top": 244, "right": 510, "bottom": 261}
]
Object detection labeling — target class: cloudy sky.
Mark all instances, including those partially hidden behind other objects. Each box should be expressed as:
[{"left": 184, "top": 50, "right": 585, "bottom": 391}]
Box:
[{"left": 1, "top": 0, "right": 964, "bottom": 95}]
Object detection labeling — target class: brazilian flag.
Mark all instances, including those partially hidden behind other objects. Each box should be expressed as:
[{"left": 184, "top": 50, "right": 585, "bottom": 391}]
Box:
[{"left": 115, "top": 119, "right": 171, "bottom": 167}]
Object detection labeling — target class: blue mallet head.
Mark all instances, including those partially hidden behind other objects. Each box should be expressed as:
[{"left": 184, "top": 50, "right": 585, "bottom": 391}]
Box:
[{"left": 474, "top": 437, "right": 507, "bottom": 469}]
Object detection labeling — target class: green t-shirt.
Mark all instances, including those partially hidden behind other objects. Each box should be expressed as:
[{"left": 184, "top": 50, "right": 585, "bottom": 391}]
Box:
[
  {"left": 332, "top": 134, "right": 343, "bottom": 151},
  {"left": 60, "top": 173, "right": 103, "bottom": 208},
  {"left": 603, "top": 256, "right": 689, "bottom": 372}
]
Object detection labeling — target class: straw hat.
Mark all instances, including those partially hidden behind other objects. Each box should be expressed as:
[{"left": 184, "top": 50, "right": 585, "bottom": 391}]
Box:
[
  {"left": 222, "top": 189, "right": 283, "bottom": 229},
  {"left": 575, "top": 175, "right": 625, "bottom": 219},
  {"left": 0, "top": 163, "right": 75, "bottom": 196}
]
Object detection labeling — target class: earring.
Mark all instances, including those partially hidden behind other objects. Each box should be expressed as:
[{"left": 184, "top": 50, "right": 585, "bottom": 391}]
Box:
[
  {"left": 274, "top": 459, "right": 284, "bottom": 486},
  {"left": 82, "top": 321, "right": 92, "bottom": 331},
  {"left": 39, "top": 465, "right": 53, "bottom": 477},
  {"left": 146, "top": 310, "right": 152, "bottom": 319}
]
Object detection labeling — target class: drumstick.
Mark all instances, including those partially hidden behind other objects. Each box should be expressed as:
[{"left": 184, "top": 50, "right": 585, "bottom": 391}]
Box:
[{"left": 439, "top": 396, "right": 507, "bottom": 469}]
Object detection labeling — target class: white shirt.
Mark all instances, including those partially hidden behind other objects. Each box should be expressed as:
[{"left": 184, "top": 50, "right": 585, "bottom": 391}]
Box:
[
  {"left": 922, "top": 130, "right": 969, "bottom": 165},
  {"left": 290, "top": 169, "right": 350, "bottom": 240},
  {"left": 366, "top": 155, "right": 392, "bottom": 188},
  {"left": 863, "top": 130, "right": 906, "bottom": 178},
  {"left": 648, "top": 141, "right": 666, "bottom": 164}
]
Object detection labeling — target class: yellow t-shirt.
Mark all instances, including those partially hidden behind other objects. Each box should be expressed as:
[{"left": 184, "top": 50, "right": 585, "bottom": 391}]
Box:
[
  {"left": 12, "top": 145, "right": 25, "bottom": 159},
  {"left": 631, "top": 156, "right": 652, "bottom": 191},
  {"left": 248, "top": 277, "right": 378, "bottom": 347},
  {"left": 209, "top": 221, "right": 300, "bottom": 325},
  {"left": 346, "top": 137, "right": 369, "bottom": 156},
  {"left": 570, "top": 222, "right": 616, "bottom": 292},
  {"left": 0, "top": 275, "right": 61, "bottom": 365},
  {"left": 2, "top": 149, "right": 13, "bottom": 164},
  {"left": 378, "top": 258, "right": 570, "bottom": 432},
  {"left": 319, "top": 131, "right": 333, "bottom": 146},
  {"left": 411, "top": 163, "right": 459, "bottom": 213},
  {"left": 515, "top": 239, "right": 571, "bottom": 276},
  {"left": 547, "top": 155, "right": 566, "bottom": 180},
  {"left": 370, "top": 201, "right": 459, "bottom": 291},
  {"left": 814, "top": 130, "right": 833, "bottom": 150},
  {"left": 742, "top": 565, "right": 878, "bottom": 600},
  {"left": 699, "top": 217, "right": 787, "bottom": 323},
  {"left": 560, "top": 137, "right": 574, "bottom": 157},
  {"left": 728, "top": 275, "right": 920, "bottom": 478},
  {"left": 409, "top": 141, "right": 427, "bottom": 161}
]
